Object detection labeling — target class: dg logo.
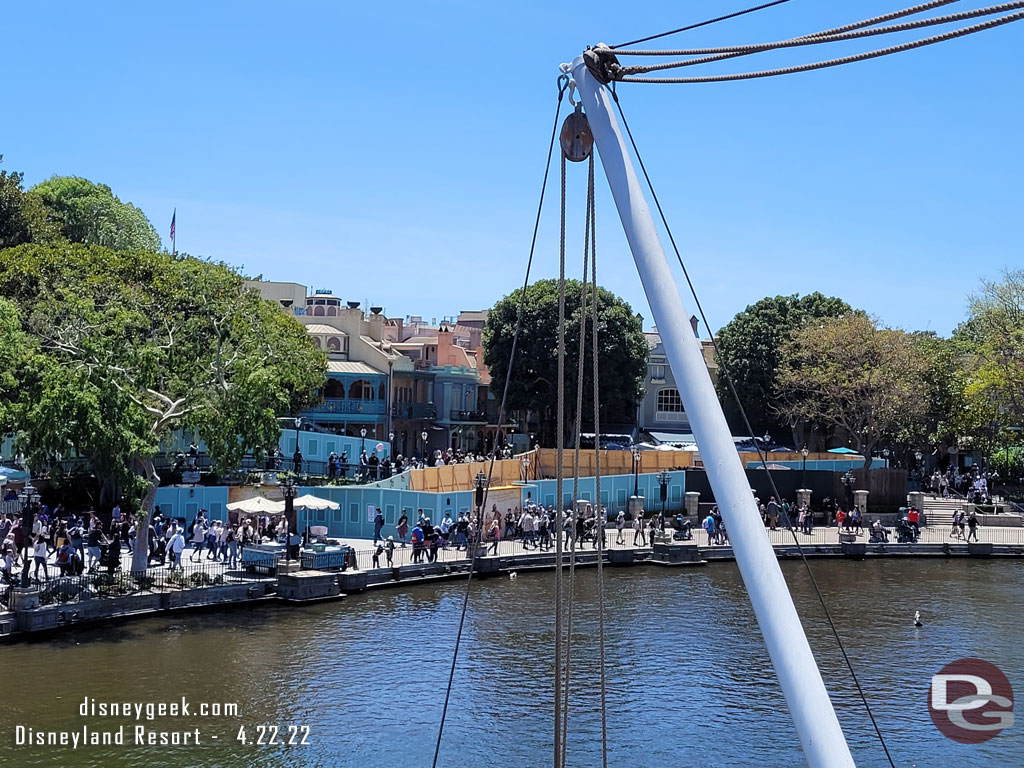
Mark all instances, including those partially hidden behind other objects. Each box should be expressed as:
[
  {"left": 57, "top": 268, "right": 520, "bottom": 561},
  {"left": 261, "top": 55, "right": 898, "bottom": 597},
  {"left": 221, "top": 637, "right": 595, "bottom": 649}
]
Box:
[{"left": 929, "top": 658, "right": 1014, "bottom": 744}]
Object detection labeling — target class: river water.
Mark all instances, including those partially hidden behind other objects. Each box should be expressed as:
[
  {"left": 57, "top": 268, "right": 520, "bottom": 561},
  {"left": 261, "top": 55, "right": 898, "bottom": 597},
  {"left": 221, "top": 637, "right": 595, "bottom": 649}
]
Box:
[{"left": 2, "top": 559, "right": 1022, "bottom": 767}]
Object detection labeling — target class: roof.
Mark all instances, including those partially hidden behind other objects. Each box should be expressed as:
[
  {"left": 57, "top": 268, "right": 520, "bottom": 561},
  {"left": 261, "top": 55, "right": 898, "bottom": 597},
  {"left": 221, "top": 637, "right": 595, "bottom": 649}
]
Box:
[
  {"left": 305, "top": 323, "right": 348, "bottom": 336},
  {"left": 458, "top": 310, "right": 489, "bottom": 322},
  {"left": 326, "top": 361, "right": 383, "bottom": 376},
  {"left": 649, "top": 431, "right": 696, "bottom": 445}
]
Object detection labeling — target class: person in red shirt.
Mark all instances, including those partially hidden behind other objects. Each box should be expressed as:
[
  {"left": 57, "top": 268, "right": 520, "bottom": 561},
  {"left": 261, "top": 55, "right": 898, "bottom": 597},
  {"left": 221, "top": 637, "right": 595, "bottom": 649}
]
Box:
[
  {"left": 907, "top": 507, "right": 920, "bottom": 534},
  {"left": 835, "top": 508, "right": 846, "bottom": 529}
]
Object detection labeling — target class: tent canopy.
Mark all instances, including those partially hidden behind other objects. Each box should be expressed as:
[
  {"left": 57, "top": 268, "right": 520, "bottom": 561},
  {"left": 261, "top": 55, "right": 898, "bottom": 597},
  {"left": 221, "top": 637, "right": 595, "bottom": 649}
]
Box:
[
  {"left": 826, "top": 447, "right": 861, "bottom": 455},
  {"left": 292, "top": 494, "right": 340, "bottom": 511},
  {"left": 226, "top": 496, "right": 285, "bottom": 514}
]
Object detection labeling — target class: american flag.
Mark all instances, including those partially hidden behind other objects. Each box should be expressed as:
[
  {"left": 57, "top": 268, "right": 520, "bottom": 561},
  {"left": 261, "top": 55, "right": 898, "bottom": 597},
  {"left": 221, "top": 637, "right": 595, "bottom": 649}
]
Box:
[{"left": 170, "top": 209, "right": 176, "bottom": 241}]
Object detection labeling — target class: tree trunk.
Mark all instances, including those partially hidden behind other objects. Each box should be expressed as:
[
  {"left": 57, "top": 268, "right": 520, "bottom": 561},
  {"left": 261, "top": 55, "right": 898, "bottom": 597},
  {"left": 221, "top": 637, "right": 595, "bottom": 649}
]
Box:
[{"left": 131, "top": 456, "right": 160, "bottom": 573}]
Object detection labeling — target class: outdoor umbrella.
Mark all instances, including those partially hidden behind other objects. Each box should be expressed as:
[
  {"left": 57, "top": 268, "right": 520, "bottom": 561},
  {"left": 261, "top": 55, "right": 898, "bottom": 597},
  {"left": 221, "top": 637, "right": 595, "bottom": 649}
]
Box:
[
  {"left": 226, "top": 496, "right": 285, "bottom": 514},
  {"left": 292, "top": 494, "right": 340, "bottom": 541}
]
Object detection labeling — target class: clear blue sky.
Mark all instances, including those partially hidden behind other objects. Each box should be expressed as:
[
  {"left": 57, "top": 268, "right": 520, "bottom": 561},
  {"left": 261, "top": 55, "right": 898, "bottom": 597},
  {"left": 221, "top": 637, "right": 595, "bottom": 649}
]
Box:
[{"left": 5, "top": 1, "right": 1021, "bottom": 336}]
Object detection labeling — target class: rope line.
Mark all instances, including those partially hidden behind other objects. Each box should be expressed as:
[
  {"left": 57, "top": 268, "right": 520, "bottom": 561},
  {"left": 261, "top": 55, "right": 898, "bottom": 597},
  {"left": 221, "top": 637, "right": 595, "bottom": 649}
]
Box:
[
  {"left": 618, "top": 10, "right": 1024, "bottom": 82},
  {"left": 587, "top": 154, "right": 609, "bottom": 768},
  {"left": 614, "top": 0, "right": 961, "bottom": 55},
  {"left": 431, "top": 77, "right": 567, "bottom": 768},
  {"left": 609, "top": 0, "right": 793, "bottom": 49},
  {"left": 616, "top": 0, "right": 1023, "bottom": 74},
  {"left": 609, "top": 88, "right": 897, "bottom": 768},
  {"left": 560, "top": 152, "right": 593, "bottom": 768}
]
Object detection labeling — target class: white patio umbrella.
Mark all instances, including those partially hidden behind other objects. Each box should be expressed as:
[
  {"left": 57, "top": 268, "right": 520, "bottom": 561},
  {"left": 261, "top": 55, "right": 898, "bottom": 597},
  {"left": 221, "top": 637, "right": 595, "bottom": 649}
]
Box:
[
  {"left": 226, "top": 496, "right": 286, "bottom": 515},
  {"left": 293, "top": 495, "right": 340, "bottom": 542}
]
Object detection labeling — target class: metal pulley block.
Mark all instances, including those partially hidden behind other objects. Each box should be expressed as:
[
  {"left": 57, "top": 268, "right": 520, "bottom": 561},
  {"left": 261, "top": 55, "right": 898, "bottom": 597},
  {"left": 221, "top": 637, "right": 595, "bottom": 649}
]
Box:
[{"left": 559, "top": 104, "right": 593, "bottom": 162}]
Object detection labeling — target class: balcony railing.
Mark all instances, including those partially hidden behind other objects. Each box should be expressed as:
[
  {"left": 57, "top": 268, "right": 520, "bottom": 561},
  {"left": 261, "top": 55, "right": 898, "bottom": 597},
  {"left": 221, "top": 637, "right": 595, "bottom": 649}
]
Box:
[
  {"left": 449, "top": 409, "right": 488, "bottom": 423},
  {"left": 306, "top": 398, "right": 386, "bottom": 415},
  {"left": 393, "top": 403, "right": 437, "bottom": 420}
]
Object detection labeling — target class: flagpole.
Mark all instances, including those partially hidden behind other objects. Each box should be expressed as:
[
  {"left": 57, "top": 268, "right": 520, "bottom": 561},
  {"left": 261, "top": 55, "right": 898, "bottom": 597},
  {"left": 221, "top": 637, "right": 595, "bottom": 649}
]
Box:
[{"left": 171, "top": 208, "right": 177, "bottom": 255}]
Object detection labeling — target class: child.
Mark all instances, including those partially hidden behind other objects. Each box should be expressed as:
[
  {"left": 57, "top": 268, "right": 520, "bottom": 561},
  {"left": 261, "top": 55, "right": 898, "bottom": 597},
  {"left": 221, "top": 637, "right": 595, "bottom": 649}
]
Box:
[
  {"left": 385, "top": 536, "right": 395, "bottom": 566},
  {"left": 372, "top": 542, "right": 384, "bottom": 568}
]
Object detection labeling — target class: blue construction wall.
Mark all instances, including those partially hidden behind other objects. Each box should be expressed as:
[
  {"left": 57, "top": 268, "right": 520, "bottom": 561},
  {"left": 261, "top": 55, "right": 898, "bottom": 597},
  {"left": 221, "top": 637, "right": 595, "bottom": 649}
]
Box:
[
  {"left": 520, "top": 470, "right": 686, "bottom": 514},
  {"left": 745, "top": 460, "right": 868, "bottom": 472},
  {"left": 153, "top": 486, "right": 230, "bottom": 523},
  {"left": 292, "top": 470, "right": 686, "bottom": 540}
]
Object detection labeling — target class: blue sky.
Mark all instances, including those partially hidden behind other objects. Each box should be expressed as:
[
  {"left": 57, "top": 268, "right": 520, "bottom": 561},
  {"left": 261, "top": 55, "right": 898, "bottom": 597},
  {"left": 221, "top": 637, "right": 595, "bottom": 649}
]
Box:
[{"left": 4, "top": 1, "right": 1021, "bottom": 336}]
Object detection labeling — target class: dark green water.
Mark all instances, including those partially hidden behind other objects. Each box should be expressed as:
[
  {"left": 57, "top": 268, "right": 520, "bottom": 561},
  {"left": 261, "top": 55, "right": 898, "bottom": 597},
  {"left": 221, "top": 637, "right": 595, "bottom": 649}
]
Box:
[{"left": 2, "top": 559, "right": 1022, "bottom": 767}]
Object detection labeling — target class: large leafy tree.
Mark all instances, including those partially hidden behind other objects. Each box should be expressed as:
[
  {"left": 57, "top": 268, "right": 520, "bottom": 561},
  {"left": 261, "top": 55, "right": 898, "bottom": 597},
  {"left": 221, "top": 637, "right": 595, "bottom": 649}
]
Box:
[
  {"left": 0, "top": 298, "right": 30, "bottom": 432},
  {"left": 484, "top": 279, "right": 647, "bottom": 445},
  {"left": 714, "top": 292, "right": 852, "bottom": 443},
  {"left": 0, "top": 156, "right": 57, "bottom": 249},
  {"left": 775, "top": 313, "right": 929, "bottom": 468},
  {"left": 0, "top": 243, "right": 326, "bottom": 571},
  {"left": 28, "top": 176, "right": 162, "bottom": 251}
]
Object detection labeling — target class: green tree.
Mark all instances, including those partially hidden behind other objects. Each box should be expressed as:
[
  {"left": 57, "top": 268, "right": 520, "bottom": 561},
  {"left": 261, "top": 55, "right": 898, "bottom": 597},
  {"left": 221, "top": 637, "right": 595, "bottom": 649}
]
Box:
[
  {"left": 484, "top": 279, "right": 647, "bottom": 445},
  {"left": 28, "top": 176, "right": 162, "bottom": 251},
  {"left": 0, "top": 298, "right": 31, "bottom": 432},
  {"left": 714, "top": 292, "right": 852, "bottom": 444},
  {"left": 0, "top": 243, "right": 326, "bottom": 571},
  {"left": 0, "top": 156, "right": 57, "bottom": 248},
  {"left": 775, "top": 314, "right": 929, "bottom": 468}
]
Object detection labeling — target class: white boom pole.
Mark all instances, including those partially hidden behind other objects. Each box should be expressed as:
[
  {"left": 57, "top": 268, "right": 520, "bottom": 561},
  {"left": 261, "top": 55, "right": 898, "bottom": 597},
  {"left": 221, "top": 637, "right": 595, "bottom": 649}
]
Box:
[{"left": 572, "top": 55, "right": 855, "bottom": 768}]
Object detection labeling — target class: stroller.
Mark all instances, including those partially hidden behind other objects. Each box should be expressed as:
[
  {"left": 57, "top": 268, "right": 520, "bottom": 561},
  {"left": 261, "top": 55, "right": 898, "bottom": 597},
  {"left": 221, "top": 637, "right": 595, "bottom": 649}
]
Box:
[
  {"left": 672, "top": 519, "right": 693, "bottom": 541},
  {"left": 895, "top": 518, "right": 919, "bottom": 543}
]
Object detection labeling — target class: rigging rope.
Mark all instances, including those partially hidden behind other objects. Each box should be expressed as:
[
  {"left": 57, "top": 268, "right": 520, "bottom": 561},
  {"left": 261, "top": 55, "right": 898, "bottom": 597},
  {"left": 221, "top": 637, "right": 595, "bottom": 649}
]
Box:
[
  {"left": 608, "top": 87, "right": 898, "bottom": 768},
  {"left": 613, "top": 0, "right": 962, "bottom": 54},
  {"left": 609, "top": 0, "right": 793, "bottom": 49},
  {"left": 560, "top": 152, "right": 593, "bottom": 768},
  {"left": 431, "top": 76, "right": 568, "bottom": 768},
  {"left": 618, "top": 9, "right": 1024, "bottom": 83},
  {"left": 554, "top": 149, "right": 568, "bottom": 768},
  {"left": 587, "top": 154, "right": 609, "bottom": 768},
  {"left": 616, "top": 1, "right": 1024, "bottom": 75}
]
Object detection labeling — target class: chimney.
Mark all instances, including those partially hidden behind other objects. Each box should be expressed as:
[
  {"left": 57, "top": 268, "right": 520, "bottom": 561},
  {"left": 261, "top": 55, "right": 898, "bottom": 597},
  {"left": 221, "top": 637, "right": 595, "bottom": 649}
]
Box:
[
  {"left": 690, "top": 315, "right": 699, "bottom": 337},
  {"left": 368, "top": 312, "right": 385, "bottom": 342}
]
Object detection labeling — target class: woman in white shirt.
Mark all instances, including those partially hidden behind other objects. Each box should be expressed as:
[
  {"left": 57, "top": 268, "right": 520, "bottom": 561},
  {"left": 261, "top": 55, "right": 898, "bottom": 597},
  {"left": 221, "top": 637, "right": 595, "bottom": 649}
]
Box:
[{"left": 33, "top": 536, "right": 48, "bottom": 583}]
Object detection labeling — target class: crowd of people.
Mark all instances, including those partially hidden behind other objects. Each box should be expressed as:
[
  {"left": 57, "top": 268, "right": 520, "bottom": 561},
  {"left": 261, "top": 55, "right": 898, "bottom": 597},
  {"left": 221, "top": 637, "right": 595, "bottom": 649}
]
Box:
[{"left": 926, "top": 466, "right": 999, "bottom": 503}]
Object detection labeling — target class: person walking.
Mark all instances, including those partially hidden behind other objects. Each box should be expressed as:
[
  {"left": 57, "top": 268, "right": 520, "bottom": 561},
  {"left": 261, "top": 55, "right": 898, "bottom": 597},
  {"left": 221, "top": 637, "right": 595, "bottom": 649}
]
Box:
[
  {"left": 33, "top": 535, "right": 49, "bottom": 583},
  {"left": 385, "top": 536, "right": 395, "bottom": 566},
  {"left": 967, "top": 510, "right": 980, "bottom": 542},
  {"left": 487, "top": 518, "right": 500, "bottom": 555},
  {"left": 615, "top": 511, "right": 626, "bottom": 545},
  {"left": 169, "top": 526, "right": 186, "bottom": 570},
  {"left": 373, "top": 507, "right": 385, "bottom": 544},
  {"left": 396, "top": 510, "right": 409, "bottom": 547},
  {"left": 632, "top": 510, "right": 645, "bottom": 547}
]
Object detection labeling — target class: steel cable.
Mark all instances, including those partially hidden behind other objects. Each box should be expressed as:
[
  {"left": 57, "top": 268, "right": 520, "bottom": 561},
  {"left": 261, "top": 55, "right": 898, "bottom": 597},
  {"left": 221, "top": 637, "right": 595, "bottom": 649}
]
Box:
[
  {"left": 619, "top": 10, "right": 1024, "bottom": 83},
  {"left": 609, "top": 0, "right": 793, "bottom": 49},
  {"left": 613, "top": 0, "right": 961, "bottom": 55},
  {"left": 431, "top": 76, "right": 568, "bottom": 768},
  {"left": 609, "top": 87, "right": 897, "bottom": 768},
  {"left": 616, "top": 0, "right": 1023, "bottom": 75}
]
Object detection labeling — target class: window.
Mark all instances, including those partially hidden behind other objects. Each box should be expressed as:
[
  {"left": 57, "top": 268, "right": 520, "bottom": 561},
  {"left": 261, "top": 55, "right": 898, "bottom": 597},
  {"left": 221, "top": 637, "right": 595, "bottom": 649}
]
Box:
[
  {"left": 651, "top": 364, "right": 665, "bottom": 381},
  {"left": 333, "top": 509, "right": 343, "bottom": 522},
  {"left": 656, "top": 388, "right": 686, "bottom": 422},
  {"left": 349, "top": 504, "right": 359, "bottom": 523}
]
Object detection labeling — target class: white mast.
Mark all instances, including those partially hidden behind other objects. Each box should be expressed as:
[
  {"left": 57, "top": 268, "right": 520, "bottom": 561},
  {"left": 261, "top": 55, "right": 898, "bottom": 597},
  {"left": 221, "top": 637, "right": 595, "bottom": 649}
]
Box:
[{"left": 571, "top": 55, "right": 855, "bottom": 768}]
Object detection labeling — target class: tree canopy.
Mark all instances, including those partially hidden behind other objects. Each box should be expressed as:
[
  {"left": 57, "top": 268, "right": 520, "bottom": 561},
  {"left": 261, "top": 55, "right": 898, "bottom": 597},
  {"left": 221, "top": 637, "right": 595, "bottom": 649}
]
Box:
[
  {"left": 484, "top": 279, "right": 647, "bottom": 444},
  {"left": 714, "top": 292, "right": 852, "bottom": 440},
  {"left": 28, "top": 175, "right": 162, "bottom": 252},
  {"left": 0, "top": 243, "right": 326, "bottom": 570},
  {"left": 775, "top": 313, "right": 929, "bottom": 467}
]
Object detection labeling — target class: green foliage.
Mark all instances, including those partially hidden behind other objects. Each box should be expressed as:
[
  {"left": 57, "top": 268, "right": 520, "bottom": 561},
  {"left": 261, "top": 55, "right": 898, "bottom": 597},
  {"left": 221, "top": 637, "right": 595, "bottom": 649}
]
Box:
[
  {"left": 775, "top": 314, "right": 929, "bottom": 467},
  {"left": 483, "top": 279, "right": 647, "bottom": 442},
  {"left": 28, "top": 175, "right": 162, "bottom": 251},
  {"left": 714, "top": 292, "right": 852, "bottom": 435},
  {"left": 0, "top": 297, "right": 31, "bottom": 431},
  {"left": 0, "top": 243, "right": 326, "bottom": 518}
]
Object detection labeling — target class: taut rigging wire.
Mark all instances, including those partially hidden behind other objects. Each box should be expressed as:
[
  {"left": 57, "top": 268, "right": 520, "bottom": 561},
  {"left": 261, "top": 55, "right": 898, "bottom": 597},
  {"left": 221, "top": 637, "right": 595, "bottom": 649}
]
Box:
[
  {"left": 607, "top": 85, "right": 898, "bottom": 768},
  {"left": 614, "top": 0, "right": 1024, "bottom": 75},
  {"left": 430, "top": 75, "right": 569, "bottom": 768},
  {"left": 613, "top": 0, "right": 961, "bottom": 55},
  {"left": 617, "top": 9, "right": 1024, "bottom": 83},
  {"left": 609, "top": 0, "right": 793, "bottom": 49}
]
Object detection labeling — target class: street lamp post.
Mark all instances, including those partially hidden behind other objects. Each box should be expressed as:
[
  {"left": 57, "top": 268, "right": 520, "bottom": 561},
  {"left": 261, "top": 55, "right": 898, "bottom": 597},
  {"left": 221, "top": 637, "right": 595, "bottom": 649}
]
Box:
[
  {"left": 883, "top": 448, "right": 890, "bottom": 469},
  {"left": 281, "top": 475, "right": 297, "bottom": 565},
  {"left": 763, "top": 432, "right": 771, "bottom": 451},
  {"left": 841, "top": 470, "right": 855, "bottom": 511},
  {"left": 421, "top": 430, "right": 428, "bottom": 460},
  {"left": 801, "top": 446, "right": 809, "bottom": 489},
  {"left": 474, "top": 471, "right": 487, "bottom": 553},
  {"left": 632, "top": 447, "right": 641, "bottom": 497},
  {"left": 657, "top": 470, "right": 670, "bottom": 517},
  {"left": 914, "top": 449, "right": 923, "bottom": 485},
  {"left": 18, "top": 484, "right": 40, "bottom": 588}
]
